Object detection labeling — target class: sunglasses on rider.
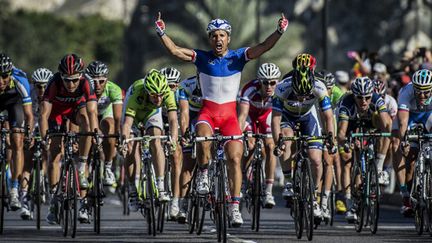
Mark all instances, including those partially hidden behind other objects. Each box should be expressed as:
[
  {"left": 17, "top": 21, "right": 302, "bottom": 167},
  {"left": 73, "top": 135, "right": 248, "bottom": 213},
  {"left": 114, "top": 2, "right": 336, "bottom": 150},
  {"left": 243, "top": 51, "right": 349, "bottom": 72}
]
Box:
[
  {"left": 415, "top": 89, "right": 432, "bottom": 96},
  {"left": 355, "top": 95, "right": 372, "bottom": 101},
  {"left": 0, "top": 71, "right": 11, "bottom": 79},
  {"left": 168, "top": 83, "right": 178, "bottom": 89},
  {"left": 62, "top": 74, "right": 81, "bottom": 83},
  {"left": 262, "top": 80, "right": 277, "bottom": 86},
  {"left": 149, "top": 93, "right": 164, "bottom": 99},
  {"left": 35, "top": 84, "right": 47, "bottom": 89}
]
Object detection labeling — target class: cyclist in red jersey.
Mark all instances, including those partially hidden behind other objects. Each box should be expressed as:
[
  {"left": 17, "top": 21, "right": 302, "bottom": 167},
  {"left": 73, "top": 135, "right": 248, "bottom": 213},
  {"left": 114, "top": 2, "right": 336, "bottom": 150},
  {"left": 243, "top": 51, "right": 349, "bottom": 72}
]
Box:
[{"left": 40, "top": 54, "right": 99, "bottom": 224}]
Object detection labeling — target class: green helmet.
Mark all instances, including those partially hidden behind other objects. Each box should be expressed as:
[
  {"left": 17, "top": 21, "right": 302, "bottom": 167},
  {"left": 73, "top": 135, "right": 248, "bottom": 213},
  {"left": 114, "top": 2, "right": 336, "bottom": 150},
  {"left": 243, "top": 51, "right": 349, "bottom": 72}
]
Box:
[{"left": 144, "top": 69, "right": 169, "bottom": 94}]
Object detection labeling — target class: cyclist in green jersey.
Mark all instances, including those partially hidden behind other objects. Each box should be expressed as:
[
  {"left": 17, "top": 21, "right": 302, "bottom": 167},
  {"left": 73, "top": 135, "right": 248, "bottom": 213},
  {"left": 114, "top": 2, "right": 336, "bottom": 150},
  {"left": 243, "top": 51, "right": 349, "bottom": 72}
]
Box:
[
  {"left": 121, "top": 69, "right": 178, "bottom": 211},
  {"left": 86, "top": 61, "right": 123, "bottom": 187}
]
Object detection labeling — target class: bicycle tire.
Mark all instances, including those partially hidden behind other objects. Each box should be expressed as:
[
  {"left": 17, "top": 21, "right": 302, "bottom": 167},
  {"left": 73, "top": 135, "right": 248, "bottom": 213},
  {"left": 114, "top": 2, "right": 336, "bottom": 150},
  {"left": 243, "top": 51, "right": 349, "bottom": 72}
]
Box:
[
  {"left": 424, "top": 161, "right": 432, "bottom": 236},
  {"left": 61, "top": 165, "right": 69, "bottom": 237},
  {"left": 196, "top": 196, "right": 206, "bottom": 235},
  {"left": 219, "top": 163, "right": 228, "bottom": 243},
  {"left": 146, "top": 163, "right": 156, "bottom": 236},
  {"left": 70, "top": 164, "right": 78, "bottom": 238},
  {"left": 93, "top": 159, "right": 101, "bottom": 234},
  {"left": 367, "top": 161, "right": 379, "bottom": 234},
  {"left": 329, "top": 182, "right": 336, "bottom": 226},
  {"left": 252, "top": 159, "right": 262, "bottom": 232},
  {"left": 187, "top": 194, "right": 196, "bottom": 234},
  {"left": 0, "top": 161, "right": 6, "bottom": 234},
  {"left": 293, "top": 164, "right": 303, "bottom": 239},
  {"left": 35, "top": 156, "right": 41, "bottom": 230},
  {"left": 412, "top": 167, "right": 424, "bottom": 235},
  {"left": 122, "top": 180, "right": 130, "bottom": 216},
  {"left": 157, "top": 201, "right": 166, "bottom": 233},
  {"left": 302, "top": 159, "right": 314, "bottom": 241},
  {"left": 351, "top": 158, "right": 364, "bottom": 233}
]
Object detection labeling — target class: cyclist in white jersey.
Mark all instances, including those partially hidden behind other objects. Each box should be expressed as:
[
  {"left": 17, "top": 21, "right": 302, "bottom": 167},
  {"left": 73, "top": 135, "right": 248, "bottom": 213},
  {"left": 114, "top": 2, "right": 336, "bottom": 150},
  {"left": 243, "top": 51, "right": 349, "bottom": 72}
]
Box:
[{"left": 155, "top": 11, "right": 288, "bottom": 226}]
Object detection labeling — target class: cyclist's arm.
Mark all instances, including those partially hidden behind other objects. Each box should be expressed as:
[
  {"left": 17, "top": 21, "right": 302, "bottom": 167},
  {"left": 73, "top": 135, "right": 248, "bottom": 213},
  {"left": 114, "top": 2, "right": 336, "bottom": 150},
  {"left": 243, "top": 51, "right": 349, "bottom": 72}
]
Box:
[
  {"left": 238, "top": 102, "right": 250, "bottom": 132},
  {"left": 337, "top": 120, "right": 349, "bottom": 146},
  {"left": 39, "top": 101, "right": 52, "bottom": 139},
  {"left": 86, "top": 100, "right": 99, "bottom": 132},
  {"left": 179, "top": 100, "right": 189, "bottom": 136},
  {"left": 398, "top": 110, "right": 409, "bottom": 139},
  {"left": 167, "top": 110, "right": 178, "bottom": 143},
  {"left": 113, "top": 103, "right": 122, "bottom": 135},
  {"left": 159, "top": 34, "right": 195, "bottom": 62},
  {"left": 122, "top": 116, "right": 134, "bottom": 141},
  {"left": 271, "top": 110, "right": 282, "bottom": 145},
  {"left": 378, "top": 110, "right": 392, "bottom": 132},
  {"left": 23, "top": 104, "right": 34, "bottom": 133},
  {"left": 246, "top": 31, "right": 283, "bottom": 60},
  {"left": 321, "top": 109, "right": 335, "bottom": 139}
]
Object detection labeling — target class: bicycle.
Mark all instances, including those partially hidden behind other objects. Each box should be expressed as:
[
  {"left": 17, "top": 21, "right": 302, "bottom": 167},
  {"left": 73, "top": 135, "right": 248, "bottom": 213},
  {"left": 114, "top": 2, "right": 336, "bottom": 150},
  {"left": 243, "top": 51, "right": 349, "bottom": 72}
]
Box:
[
  {"left": 242, "top": 132, "right": 272, "bottom": 232},
  {"left": 405, "top": 125, "right": 432, "bottom": 235},
  {"left": 87, "top": 131, "right": 119, "bottom": 234},
  {"left": 347, "top": 131, "right": 391, "bottom": 234},
  {"left": 277, "top": 132, "right": 333, "bottom": 241},
  {"left": 124, "top": 134, "right": 169, "bottom": 236},
  {"left": 27, "top": 135, "right": 44, "bottom": 229},
  {"left": 192, "top": 132, "right": 245, "bottom": 243}
]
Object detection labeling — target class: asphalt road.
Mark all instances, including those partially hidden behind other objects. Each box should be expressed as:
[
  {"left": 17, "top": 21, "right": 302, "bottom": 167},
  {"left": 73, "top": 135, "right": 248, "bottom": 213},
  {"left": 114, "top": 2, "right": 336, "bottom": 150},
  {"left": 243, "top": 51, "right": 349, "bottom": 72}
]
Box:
[{"left": 1, "top": 189, "right": 430, "bottom": 243}]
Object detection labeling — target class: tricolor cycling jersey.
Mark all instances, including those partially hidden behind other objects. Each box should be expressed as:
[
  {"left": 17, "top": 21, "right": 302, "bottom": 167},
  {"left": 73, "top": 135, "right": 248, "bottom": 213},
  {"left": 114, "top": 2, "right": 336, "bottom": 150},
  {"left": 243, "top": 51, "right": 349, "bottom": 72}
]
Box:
[
  {"left": 272, "top": 76, "right": 331, "bottom": 117},
  {"left": 124, "top": 79, "right": 177, "bottom": 119},
  {"left": 97, "top": 81, "right": 123, "bottom": 115},
  {"left": 384, "top": 94, "right": 397, "bottom": 119},
  {"left": 193, "top": 48, "right": 249, "bottom": 104},
  {"left": 337, "top": 93, "right": 387, "bottom": 121},
  {"left": 0, "top": 67, "right": 32, "bottom": 106},
  {"left": 398, "top": 83, "right": 432, "bottom": 113},
  {"left": 178, "top": 76, "right": 203, "bottom": 116},
  {"left": 239, "top": 79, "right": 272, "bottom": 116}
]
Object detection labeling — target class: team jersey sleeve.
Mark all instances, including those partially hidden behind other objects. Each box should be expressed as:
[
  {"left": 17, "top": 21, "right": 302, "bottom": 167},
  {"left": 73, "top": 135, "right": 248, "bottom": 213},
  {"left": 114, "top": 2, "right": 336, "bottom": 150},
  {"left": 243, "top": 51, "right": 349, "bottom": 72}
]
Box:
[
  {"left": 337, "top": 97, "right": 350, "bottom": 121},
  {"left": 373, "top": 94, "right": 387, "bottom": 113},
  {"left": 397, "top": 85, "right": 411, "bottom": 112},
  {"left": 83, "top": 78, "right": 97, "bottom": 102},
  {"left": 163, "top": 91, "right": 178, "bottom": 112},
  {"left": 12, "top": 68, "right": 32, "bottom": 105},
  {"left": 124, "top": 81, "right": 142, "bottom": 118},
  {"left": 237, "top": 47, "right": 251, "bottom": 63},
  {"left": 314, "top": 81, "right": 332, "bottom": 112},
  {"left": 178, "top": 87, "right": 189, "bottom": 100},
  {"left": 193, "top": 49, "right": 205, "bottom": 67},
  {"left": 108, "top": 81, "right": 123, "bottom": 105}
]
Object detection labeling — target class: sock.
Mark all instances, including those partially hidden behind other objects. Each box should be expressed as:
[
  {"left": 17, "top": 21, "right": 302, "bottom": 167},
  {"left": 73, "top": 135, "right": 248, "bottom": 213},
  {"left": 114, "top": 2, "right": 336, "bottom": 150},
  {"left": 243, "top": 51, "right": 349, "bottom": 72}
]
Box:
[
  {"left": 105, "top": 160, "right": 113, "bottom": 169},
  {"left": 265, "top": 179, "right": 274, "bottom": 194},
  {"left": 156, "top": 176, "right": 164, "bottom": 191},
  {"left": 134, "top": 174, "right": 140, "bottom": 189},
  {"left": 12, "top": 179, "right": 19, "bottom": 189},
  {"left": 321, "top": 191, "right": 330, "bottom": 208},
  {"left": 230, "top": 196, "right": 241, "bottom": 206},
  {"left": 400, "top": 184, "right": 409, "bottom": 197},
  {"left": 376, "top": 153, "right": 386, "bottom": 172},
  {"left": 172, "top": 197, "right": 178, "bottom": 207}
]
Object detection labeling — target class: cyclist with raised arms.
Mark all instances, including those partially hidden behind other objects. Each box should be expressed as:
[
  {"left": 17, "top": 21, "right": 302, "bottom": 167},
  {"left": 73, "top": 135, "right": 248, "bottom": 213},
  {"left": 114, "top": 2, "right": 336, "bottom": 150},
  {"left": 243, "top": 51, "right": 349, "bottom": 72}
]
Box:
[
  {"left": 0, "top": 53, "right": 34, "bottom": 217},
  {"left": 121, "top": 69, "right": 178, "bottom": 211},
  {"left": 336, "top": 77, "right": 391, "bottom": 222},
  {"left": 160, "top": 66, "right": 183, "bottom": 219},
  {"left": 85, "top": 61, "right": 123, "bottom": 187},
  {"left": 40, "top": 54, "right": 99, "bottom": 224},
  {"left": 155, "top": 11, "right": 288, "bottom": 226},
  {"left": 272, "top": 54, "right": 337, "bottom": 219},
  {"left": 394, "top": 69, "right": 432, "bottom": 216},
  {"left": 238, "top": 63, "right": 281, "bottom": 208}
]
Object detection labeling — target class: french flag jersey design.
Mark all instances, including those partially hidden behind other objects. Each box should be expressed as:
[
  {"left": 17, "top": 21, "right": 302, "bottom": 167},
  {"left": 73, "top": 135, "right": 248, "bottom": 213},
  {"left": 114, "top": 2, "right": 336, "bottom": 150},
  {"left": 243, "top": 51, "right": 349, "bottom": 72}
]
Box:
[{"left": 193, "top": 48, "right": 249, "bottom": 104}]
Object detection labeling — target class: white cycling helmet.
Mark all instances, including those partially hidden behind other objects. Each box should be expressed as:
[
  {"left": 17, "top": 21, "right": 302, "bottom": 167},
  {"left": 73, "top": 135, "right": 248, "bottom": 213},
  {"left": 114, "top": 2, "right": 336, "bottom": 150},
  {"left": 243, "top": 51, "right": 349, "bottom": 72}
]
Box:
[
  {"left": 160, "top": 67, "right": 181, "bottom": 84},
  {"left": 412, "top": 69, "right": 432, "bottom": 91},
  {"left": 206, "top": 19, "right": 231, "bottom": 35},
  {"left": 257, "top": 63, "right": 281, "bottom": 80},
  {"left": 351, "top": 77, "right": 374, "bottom": 96},
  {"left": 32, "top": 67, "right": 53, "bottom": 84}
]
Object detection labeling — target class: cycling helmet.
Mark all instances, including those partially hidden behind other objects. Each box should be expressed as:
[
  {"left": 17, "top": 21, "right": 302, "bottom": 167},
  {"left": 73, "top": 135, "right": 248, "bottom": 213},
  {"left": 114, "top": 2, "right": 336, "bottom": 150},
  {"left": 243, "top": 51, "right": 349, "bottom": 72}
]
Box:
[
  {"left": 292, "top": 53, "right": 316, "bottom": 70},
  {"left": 316, "top": 70, "right": 335, "bottom": 88},
  {"left": 0, "top": 53, "right": 13, "bottom": 74},
  {"left": 58, "top": 53, "right": 84, "bottom": 76},
  {"left": 292, "top": 66, "right": 315, "bottom": 96},
  {"left": 160, "top": 67, "right": 181, "bottom": 84},
  {"left": 257, "top": 63, "right": 281, "bottom": 80},
  {"left": 351, "top": 77, "right": 374, "bottom": 96},
  {"left": 144, "top": 69, "right": 169, "bottom": 94},
  {"left": 86, "top": 60, "right": 109, "bottom": 78},
  {"left": 32, "top": 68, "right": 53, "bottom": 84},
  {"left": 207, "top": 19, "right": 232, "bottom": 35},
  {"left": 373, "top": 79, "right": 386, "bottom": 96},
  {"left": 412, "top": 69, "right": 432, "bottom": 91}
]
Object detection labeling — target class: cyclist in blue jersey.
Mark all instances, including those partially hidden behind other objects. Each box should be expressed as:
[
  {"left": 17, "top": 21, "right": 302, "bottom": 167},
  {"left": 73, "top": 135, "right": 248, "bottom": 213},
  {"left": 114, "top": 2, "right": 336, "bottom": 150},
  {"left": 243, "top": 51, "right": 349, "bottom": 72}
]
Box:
[
  {"left": 0, "top": 53, "right": 34, "bottom": 216},
  {"left": 155, "top": 11, "right": 288, "bottom": 226}
]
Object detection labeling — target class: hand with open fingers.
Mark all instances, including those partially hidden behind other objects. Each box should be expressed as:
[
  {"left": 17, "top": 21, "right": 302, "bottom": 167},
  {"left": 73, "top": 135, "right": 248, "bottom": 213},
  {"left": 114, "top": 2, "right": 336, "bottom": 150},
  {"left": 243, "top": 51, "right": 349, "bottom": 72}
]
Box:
[
  {"left": 155, "top": 11, "right": 166, "bottom": 37},
  {"left": 273, "top": 144, "right": 285, "bottom": 157},
  {"left": 277, "top": 13, "right": 289, "bottom": 34},
  {"left": 400, "top": 141, "right": 410, "bottom": 157},
  {"left": 180, "top": 136, "right": 190, "bottom": 147}
]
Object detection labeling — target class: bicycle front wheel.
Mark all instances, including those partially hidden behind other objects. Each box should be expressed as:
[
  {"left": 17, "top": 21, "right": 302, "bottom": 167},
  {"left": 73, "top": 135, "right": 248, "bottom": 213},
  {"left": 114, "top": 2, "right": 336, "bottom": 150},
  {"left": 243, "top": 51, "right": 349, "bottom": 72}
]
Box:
[
  {"left": 367, "top": 161, "right": 379, "bottom": 234},
  {"left": 92, "top": 160, "right": 102, "bottom": 234},
  {"left": 0, "top": 161, "right": 6, "bottom": 234},
  {"left": 215, "top": 163, "right": 227, "bottom": 243},
  {"left": 425, "top": 161, "right": 432, "bottom": 236},
  {"left": 292, "top": 165, "right": 303, "bottom": 239},
  {"left": 302, "top": 159, "right": 314, "bottom": 241},
  {"left": 351, "top": 159, "right": 364, "bottom": 233},
  {"left": 34, "top": 157, "right": 42, "bottom": 230},
  {"left": 145, "top": 163, "right": 156, "bottom": 236},
  {"left": 412, "top": 171, "right": 424, "bottom": 235},
  {"left": 252, "top": 159, "right": 262, "bottom": 232}
]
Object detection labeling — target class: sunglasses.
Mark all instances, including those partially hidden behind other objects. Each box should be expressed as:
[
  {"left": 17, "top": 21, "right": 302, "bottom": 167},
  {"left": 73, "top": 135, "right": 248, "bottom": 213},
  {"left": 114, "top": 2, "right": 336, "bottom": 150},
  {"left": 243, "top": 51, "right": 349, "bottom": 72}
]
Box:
[
  {"left": 149, "top": 93, "right": 164, "bottom": 98},
  {"left": 62, "top": 74, "right": 81, "bottom": 83},
  {"left": 0, "top": 71, "right": 11, "bottom": 79},
  {"left": 262, "top": 80, "right": 277, "bottom": 86},
  {"left": 355, "top": 95, "right": 372, "bottom": 101},
  {"left": 36, "top": 84, "right": 47, "bottom": 89},
  {"left": 415, "top": 90, "right": 432, "bottom": 96},
  {"left": 94, "top": 78, "right": 107, "bottom": 85},
  {"left": 168, "top": 83, "right": 178, "bottom": 89}
]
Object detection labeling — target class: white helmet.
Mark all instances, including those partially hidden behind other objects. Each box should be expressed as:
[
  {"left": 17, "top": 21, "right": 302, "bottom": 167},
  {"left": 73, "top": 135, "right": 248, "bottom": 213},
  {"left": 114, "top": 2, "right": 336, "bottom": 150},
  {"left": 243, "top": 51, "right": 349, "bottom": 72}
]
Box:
[
  {"left": 257, "top": 63, "right": 281, "bottom": 80},
  {"left": 160, "top": 67, "right": 181, "bottom": 84},
  {"left": 206, "top": 19, "right": 231, "bottom": 35},
  {"left": 412, "top": 69, "right": 432, "bottom": 91},
  {"left": 32, "top": 67, "right": 53, "bottom": 84},
  {"left": 351, "top": 77, "right": 374, "bottom": 96}
]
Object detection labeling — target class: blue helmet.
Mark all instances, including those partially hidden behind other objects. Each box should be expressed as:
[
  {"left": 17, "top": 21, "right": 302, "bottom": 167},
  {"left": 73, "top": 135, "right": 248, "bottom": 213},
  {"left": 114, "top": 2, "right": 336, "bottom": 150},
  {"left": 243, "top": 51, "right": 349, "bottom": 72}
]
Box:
[
  {"left": 351, "top": 77, "right": 374, "bottom": 96},
  {"left": 206, "top": 19, "right": 231, "bottom": 35}
]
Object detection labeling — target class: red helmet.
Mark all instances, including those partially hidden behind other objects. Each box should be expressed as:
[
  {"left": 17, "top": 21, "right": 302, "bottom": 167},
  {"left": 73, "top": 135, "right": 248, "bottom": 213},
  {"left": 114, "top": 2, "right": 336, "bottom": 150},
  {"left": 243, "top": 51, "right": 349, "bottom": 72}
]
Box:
[{"left": 58, "top": 54, "right": 84, "bottom": 76}]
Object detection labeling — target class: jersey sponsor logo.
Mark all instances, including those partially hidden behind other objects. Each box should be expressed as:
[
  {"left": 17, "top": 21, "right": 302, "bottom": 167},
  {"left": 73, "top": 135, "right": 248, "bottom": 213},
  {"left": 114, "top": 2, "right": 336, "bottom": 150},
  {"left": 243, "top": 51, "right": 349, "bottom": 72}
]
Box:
[
  {"left": 55, "top": 96, "right": 82, "bottom": 102},
  {"left": 208, "top": 59, "right": 215, "bottom": 65}
]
